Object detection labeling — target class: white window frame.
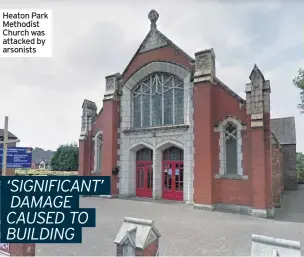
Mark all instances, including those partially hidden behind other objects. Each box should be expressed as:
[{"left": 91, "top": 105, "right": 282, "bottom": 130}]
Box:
[
  {"left": 39, "top": 161, "right": 46, "bottom": 170},
  {"left": 214, "top": 116, "right": 247, "bottom": 178}
]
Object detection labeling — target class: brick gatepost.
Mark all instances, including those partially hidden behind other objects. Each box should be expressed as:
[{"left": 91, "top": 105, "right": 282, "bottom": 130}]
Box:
[
  {"left": 79, "top": 100, "right": 97, "bottom": 176},
  {"left": 192, "top": 49, "right": 216, "bottom": 210},
  {"left": 245, "top": 64, "right": 274, "bottom": 218}
]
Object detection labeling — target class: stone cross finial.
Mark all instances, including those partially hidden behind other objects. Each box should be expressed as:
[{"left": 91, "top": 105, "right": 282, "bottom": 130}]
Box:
[{"left": 148, "top": 9, "right": 159, "bottom": 29}]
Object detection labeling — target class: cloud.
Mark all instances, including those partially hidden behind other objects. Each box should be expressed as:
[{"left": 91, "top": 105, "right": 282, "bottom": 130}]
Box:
[
  {"left": 65, "top": 21, "right": 139, "bottom": 77},
  {"left": 0, "top": 0, "right": 303, "bottom": 153}
]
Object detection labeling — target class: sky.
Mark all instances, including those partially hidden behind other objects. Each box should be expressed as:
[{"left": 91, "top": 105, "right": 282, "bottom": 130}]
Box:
[{"left": 0, "top": 0, "right": 303, "bottom": 152}]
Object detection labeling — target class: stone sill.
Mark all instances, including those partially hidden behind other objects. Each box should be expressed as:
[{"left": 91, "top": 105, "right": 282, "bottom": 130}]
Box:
[
  {"left": 214, "top": 174, "right": 248, "bottom": 180},
  {"left": 123, "top": 124, "right": 189, "bottom": 134}
]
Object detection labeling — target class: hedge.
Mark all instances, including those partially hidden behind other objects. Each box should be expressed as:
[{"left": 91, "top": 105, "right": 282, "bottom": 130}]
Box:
[{"left": 15, "top": 169, "right": 78, "bottom": 176}]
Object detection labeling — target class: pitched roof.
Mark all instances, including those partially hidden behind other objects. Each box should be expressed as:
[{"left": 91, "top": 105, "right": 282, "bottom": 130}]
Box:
[
  {"left": 271, "top": 117, "right": 296, "bottom": 145},
  {"left": 121, "top": 11, "right": 194, "bottom": 78},
  {"left": 32, "top": 149, "right": 55, "bottom": 164},
  {"left": 0, "top": 129, "right": 17, "bottom": 139}
]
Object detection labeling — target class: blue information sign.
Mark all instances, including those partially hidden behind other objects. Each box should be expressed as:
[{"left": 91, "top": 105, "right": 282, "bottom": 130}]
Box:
[{"left": 0, "top": 147, "right": 32, "bottom": 168}]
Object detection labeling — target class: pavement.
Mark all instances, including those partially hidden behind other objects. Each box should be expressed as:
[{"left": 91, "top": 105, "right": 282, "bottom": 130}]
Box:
[{"left": 37, "top": 185, "right": 304, "bottom": 256}]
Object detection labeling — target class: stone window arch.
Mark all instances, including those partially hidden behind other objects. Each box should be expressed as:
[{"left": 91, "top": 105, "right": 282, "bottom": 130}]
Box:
[
  {"left": 93, "top": 131, "right": 103, "bottom": 173},
  {"left": 214, "top": 116, "right": 247, "bottom": 178},
  {"left": 39, "top": 161, "right": 46, "bottom": 170},
  {"left": 132, "top": 72, "right": 184, "bottom": 128}
]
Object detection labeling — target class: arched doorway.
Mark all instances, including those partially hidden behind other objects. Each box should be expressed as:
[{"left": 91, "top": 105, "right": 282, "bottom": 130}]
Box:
[
  {"left": 136, "top": 147, "right": 153, "bottom": 198},
  {"left": 162, "top": 146, "right": 184, "bottom": 201}
]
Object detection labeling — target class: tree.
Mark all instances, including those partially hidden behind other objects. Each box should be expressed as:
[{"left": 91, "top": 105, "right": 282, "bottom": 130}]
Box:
[
  {"left": 296, "top": 152, "right": 304, "bottom": 183},
  {"left": 293, "top": 68, "right": 304, "bottom": 113},
  {"left": 50, "top": 143, "right": 79, "bottom": 171}
]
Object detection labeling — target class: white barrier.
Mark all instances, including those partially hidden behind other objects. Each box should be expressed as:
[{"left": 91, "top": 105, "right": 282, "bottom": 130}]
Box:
[{"left": 251, "top": 234, "right": 301, "bottom": 256}]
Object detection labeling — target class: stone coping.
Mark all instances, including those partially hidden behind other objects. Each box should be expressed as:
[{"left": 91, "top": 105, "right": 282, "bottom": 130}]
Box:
[{"left": 123, "top": 124, "right": 189, "bottom": 134}]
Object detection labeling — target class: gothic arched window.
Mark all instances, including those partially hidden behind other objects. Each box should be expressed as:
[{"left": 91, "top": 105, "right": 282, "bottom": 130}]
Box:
[
  {"left": 224, "top": 122, "right": 237, "bottom": 174},
  {"left": 214, "top": 116, "right": 246, "bottom": 178},
  {"left": 133, "top": 73, "right": 184, "bottom": 128},
  {"left": 94, "top": 133, "right": 103, "bottom": 173}
]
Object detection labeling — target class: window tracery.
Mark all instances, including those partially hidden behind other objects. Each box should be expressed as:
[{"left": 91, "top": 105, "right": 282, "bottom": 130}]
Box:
[
  {"left": 133, "top": 73, "right": 184, "bottom": 128},
  {"left": 215, "top": 117, "right": 246, "bottom": 178},
  {"left": 224, "top": 122, "right": 238, "bottom": 174}
]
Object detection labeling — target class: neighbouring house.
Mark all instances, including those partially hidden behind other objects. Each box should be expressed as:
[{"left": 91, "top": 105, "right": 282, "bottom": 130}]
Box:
[
  {"left": 78, "top": 10, "right": 297, "bottom": 218},
  {"left": 31, "top": 149, "right": 55, "bottom": 170},
  {"left": 0, "top": 128, "right": 18, "bottom": 176}
]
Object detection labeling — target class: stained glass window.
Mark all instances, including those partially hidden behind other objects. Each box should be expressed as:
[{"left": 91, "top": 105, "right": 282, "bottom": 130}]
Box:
[{"left": 133, "top": 73, "right": 184, "bottom": 128}]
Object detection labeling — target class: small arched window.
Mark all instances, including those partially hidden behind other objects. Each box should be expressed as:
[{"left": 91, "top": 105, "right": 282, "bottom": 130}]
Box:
[
  {"left": 214, "top": 117, "right": 245, "bottom": 177},
  {"left": 39, "top": 161, "right": 46, "bottom": 170},
  {"left": 94, "top": 132, "right": 103, "bottom": 173}
]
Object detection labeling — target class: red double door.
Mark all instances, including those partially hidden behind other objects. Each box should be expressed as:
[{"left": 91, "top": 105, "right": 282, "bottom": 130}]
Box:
[
  {"left": 162, "top": 161, "right": 184, "bottom": 201},
  {"left": 135, "top": 147, "right": 184, "bottom": 201},
  {"left": 136, "top": 148, "right": 153, "bottom": 198},
  {"left": 136, "top": 161, "right": 153, "bottom": 198}
]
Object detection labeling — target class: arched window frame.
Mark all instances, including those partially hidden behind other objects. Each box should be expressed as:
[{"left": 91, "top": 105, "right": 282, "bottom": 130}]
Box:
[
  {"left": 132, "top": 72, "right": 184, "bottom": 128},
  {"left": 39, "top": 161, "right": 46, "bottom": 170},
  {"left": 93, "top": 131, "right": 103, "bottom": 174},
  {"left": 214, "top": 116, "right": 247, "bottom": 179}
]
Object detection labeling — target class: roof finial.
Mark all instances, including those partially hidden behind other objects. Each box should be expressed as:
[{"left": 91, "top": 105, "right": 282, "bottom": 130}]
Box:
[{"left": 148, "top": 9, "right": 159, "bottom": 30}]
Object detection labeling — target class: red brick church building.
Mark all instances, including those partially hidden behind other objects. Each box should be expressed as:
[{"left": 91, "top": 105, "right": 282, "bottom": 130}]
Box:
[{"left": 78, "top": 10, "right": 297, "bottom": 218}]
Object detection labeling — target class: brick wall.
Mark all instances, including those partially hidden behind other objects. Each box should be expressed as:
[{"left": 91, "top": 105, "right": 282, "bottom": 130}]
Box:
[
  {"left": 212, "top": 85, "right": 251, "bottom": 206},
  {"left": 272, "top": 143, "right": 283, "bottom": 207},
  {"left": 264, "top": 114, "right": 273, "bottom": 210},
  {"left": 282, "top": 144, "right": 297, "bottom": 190},
  {"left": 193, "top": 81, "right": 214, "bottom": 205},
  {"left": 116, "top": 241, "right": 158, "bottom": 257},
  {"left": 143, "top": 239, "right": 159, "bottom": 256},
  {"left": 122, "top": 46, "right": 192, "bottom": 83}
]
